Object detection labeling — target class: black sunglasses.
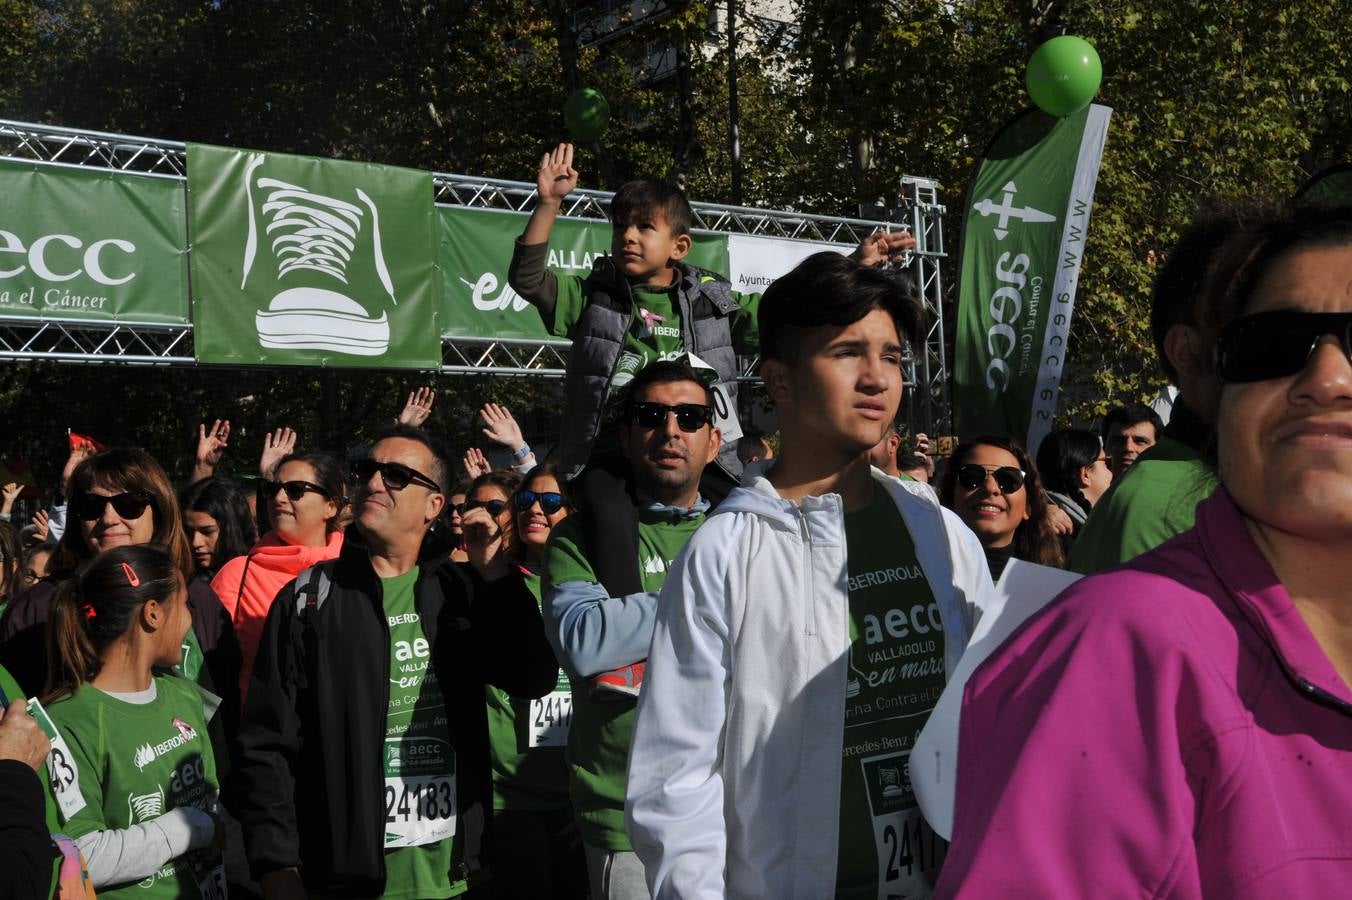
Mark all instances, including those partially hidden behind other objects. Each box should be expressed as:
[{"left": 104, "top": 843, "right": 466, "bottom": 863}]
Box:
[
  {"left": 463, "top": 498, "right": 507, "bottom": 516},
  {"left": 349, "top": 458, "right": 441, "bottom": 493},
  {"left": 264, "top": 480, "right": 331, "bottom": 502},
  {"left": 514, "top": 490, "right": 570, "bottom": 515},
  {"left": 1216, "top": 309, "right": 1352, "bottom": 383},
  {"left": 956, "top": 464, "right": 1026, "bottom": 494},
  {"left": 71, "top": 491, "right": 153, "bottom": 521},
  {"left": 629, "top": 401, "right": 714, "bottom": 432}
]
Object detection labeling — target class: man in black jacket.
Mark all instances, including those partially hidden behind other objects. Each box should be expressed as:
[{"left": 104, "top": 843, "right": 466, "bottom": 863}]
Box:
[{"left": 230, "top": 425, "right": 558, "bottom": 899}]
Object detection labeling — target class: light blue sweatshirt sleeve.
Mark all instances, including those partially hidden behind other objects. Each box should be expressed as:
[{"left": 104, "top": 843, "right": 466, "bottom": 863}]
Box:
[{"left": 543, "top": 581, "right": 659, "bottom": 679}]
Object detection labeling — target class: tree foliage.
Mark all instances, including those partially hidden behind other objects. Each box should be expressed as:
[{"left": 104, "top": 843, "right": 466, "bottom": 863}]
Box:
[{"left": 2, "top": 0, "right": 1351, "bottom": 491}]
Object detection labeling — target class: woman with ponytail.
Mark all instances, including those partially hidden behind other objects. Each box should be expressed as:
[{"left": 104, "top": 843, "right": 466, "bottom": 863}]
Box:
[
  {"left": 44, "top": 545, "right": 226, "bottom": 899},
  {"left": 0, "top": 448, "right": 240, "bottom": 713}
]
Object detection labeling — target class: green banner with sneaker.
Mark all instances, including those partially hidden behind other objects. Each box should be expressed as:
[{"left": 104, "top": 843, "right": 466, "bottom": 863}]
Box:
[
  {"left": 952, "top": 104, "right": 1111, "bottom": 453},
  {"left": 187, "top": 143, "right": 442, "bottom": 368},
  {"left": 437, "top": 206, "right": 731, "bottom": 341},
  {"left": 0, "top": 161, "right": 189, "bottom": 324}
]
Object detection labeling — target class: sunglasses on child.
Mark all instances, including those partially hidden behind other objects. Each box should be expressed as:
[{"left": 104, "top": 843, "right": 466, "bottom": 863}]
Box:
[
  {"left": 628, "top": 401, "right": 714, "bottom": 432},
  {"left": 265, "top": 480, "right": 332, "bottom": 502},
  {"left": 513, "top": 490, "right": 570, "bottom": 515},
  {"left": 349, "top": 458, "right": 442, "bottom": 492},
  {"left": 956, "top": 464, "right": 1027, "bottom": 494},
  {"left": 462, "top": 498, "right": 507, "bottom": 516},
  {"left": 1216, "top": 309, "right": 1352, "bottom": 383},
  {"left": 71, "top": 491, "right": 154, "bottom": 521}
]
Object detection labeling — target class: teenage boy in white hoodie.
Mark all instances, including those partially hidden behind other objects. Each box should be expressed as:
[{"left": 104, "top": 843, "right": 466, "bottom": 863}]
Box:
[{"left": 625, "top": 252, "right": 994, "bottom": 900}]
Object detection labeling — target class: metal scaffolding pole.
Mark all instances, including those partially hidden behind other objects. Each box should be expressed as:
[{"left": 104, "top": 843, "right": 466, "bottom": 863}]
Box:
[{"left": 0, "top": 118, "right": 950, "bottom": 433}]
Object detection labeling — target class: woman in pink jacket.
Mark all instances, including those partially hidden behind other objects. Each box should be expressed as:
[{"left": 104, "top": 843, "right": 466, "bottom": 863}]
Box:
[
  {"left": 211, "top": 451, "right": 344, "bottom": 699},
  {"left": 938, "top": 203, "right": 1352, "bottom": 898}
]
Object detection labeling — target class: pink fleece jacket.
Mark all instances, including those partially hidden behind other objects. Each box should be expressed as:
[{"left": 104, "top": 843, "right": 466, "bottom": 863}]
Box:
[
  {"left": 938, "top": 489, "right": 1352, "bottom": 898},
  {"left": 211, "top": 529, "right": 343, "bottom": 699}
]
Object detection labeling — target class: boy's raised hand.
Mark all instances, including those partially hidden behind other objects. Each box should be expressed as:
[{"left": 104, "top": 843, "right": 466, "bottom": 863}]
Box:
[
  {"left": 852, "top": 229, "right": 917, "bottom": 267},
  {"left": 537, "top": 143, "right": 579, "bottom": 206}
]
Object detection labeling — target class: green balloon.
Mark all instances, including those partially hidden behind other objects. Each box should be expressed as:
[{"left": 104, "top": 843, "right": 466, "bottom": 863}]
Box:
[
  {"left": 564, "top": 88, "right": 610, "bottom": 143},
  {"left": 1026, "top": 36, "right": 1102, "bottom": 118}
]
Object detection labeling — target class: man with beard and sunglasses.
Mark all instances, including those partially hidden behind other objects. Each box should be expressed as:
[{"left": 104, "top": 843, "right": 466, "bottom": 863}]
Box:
[
  {"left": 231, "top": 425, "right": 558, "bottom": 900},
  {"left": 541, "top": 361, "right": 721, "bottom": 900}
]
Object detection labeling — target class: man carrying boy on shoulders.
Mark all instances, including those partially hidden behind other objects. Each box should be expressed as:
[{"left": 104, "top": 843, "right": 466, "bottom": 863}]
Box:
[{"left": 625, "top": 252, "right": 994, "bottom": 899}]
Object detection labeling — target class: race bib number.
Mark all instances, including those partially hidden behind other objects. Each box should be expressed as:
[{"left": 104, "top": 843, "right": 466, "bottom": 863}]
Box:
[
  {"left": 28, "top": 697, "right": 87, "bottom": 821},
  {"left": 382, "top": 736, "right": 456, "bottom": 848},
  {"left": 527, "top": 690, "right": 572, "bottom": 748},
  {"left": 860, "top": 751, "right": 945, "bottom": 899}
]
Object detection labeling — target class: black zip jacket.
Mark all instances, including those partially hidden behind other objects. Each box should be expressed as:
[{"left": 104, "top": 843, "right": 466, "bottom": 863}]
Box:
[{"left": 227, "top": 533, "right": 558, "bottom": 896}]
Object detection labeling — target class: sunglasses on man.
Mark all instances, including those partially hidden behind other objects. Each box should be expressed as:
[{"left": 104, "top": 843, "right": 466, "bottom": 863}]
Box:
[
  {"left": 628, "top": 401, "right": 714, "bottom": 432},
  {"left": 956, "top": 464, "right": 1027, "bottom": 494},
  {"left": 513, "top": 490, "right": 570, "bottom": 515},
  {"left": 71, "top": 491, "right": 154, "bottom": 521},
  {"left": 1216, "top": 309, "right": 1352, "bottom": 383},
  {"left": 264, "top": 480, "right": 331, "bottom": 502},
  {"left": 349, "top": 458, "right": 442, "bottom": 493}
]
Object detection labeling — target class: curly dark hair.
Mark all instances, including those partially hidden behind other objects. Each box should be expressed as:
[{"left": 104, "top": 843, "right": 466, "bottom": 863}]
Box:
[{"left": 941, "top": 434, "right": 1065, "bottom": 569}]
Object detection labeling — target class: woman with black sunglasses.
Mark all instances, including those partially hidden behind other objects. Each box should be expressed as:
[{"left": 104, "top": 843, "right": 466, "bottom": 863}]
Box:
[
  {"left": 0, "top": 448, "right": 240, "bottom": 713},
  {"left": 938, "top": 203, "right": 1352, "bottom": 897},
  {"left": 210, "top": 451, "right": 345, "bottom": 701},
  {"left": 484, "top": 463, "right": 589, "bottom": 899},
  {"left": 940, "top": 435, "right": 1064, "bottom": 580}
]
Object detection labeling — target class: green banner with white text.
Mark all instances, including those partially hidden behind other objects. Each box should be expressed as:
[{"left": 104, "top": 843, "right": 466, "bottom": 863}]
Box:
[
  {"left": 953, "top": 104, "right": 1111, "bottom": 453},
  {"left": 187, "top": 144, "right": 442, "bottom": 368},
  {"left": 0, "top": 162, "right": 189, "bottom": 323},
  {"left": 437, "top": 206, "right": 731, "bottom": 340}
]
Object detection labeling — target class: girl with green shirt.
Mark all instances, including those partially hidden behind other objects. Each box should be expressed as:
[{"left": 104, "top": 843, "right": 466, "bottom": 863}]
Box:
[{"left": 43, "top": 545, "right": 225, "bottom": 900}]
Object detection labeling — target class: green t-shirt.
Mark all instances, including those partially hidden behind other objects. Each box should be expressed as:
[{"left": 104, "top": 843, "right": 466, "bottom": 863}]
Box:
[
  {"left": 178, "top": 627, "right": 204, "bottom": 683},
  {"left": 0, "top": 663, "right": 62, "bottom": 835},
  {"left": 46, "top": 674, "right": 223, "bottom": 900},
  {"left": 836, "top": 486, "right": 948, "bottom": 899},
  {"left": 1066, "top": 435, "right": 1218, "bottom": 575},
  {"left": 543, "top": 508, "right": 705, "bottom": 850},
  {"left": 486, "top": 570, "right": 571, "bottom": 812},
  {"left": 377, "top": 566, "right": 476, "bottom": 900}
]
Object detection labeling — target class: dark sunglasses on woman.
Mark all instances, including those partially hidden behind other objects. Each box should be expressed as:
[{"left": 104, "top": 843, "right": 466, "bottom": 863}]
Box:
[
  {"left": 956, "top": 464, "right": 1027, "bottom": 494},
  {"left": 265, "top": 480, "right": 331, "bottom": 502},
  {"left": 1216, "top": 309, "right": 1352, "bottom": 383},
  {"left": 349, "top": 458, "right": 442, "bottom": 492},
  {"left": 628, "top": 401, "right": 714, "bottom": 432},
  {"left": 463, "top": 498, "right": 507, "bottom": 516},
  {"left": 71, "top": 491, "right": 153, "bottom": 521},
  {"left": 513, "top": 490, "right": 570, "bottom": 515}
]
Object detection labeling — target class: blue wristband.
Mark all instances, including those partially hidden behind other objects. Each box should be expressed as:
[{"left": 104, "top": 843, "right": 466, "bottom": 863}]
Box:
[{"left": 512, "top": 443, "right": 532, "bottom": 460}]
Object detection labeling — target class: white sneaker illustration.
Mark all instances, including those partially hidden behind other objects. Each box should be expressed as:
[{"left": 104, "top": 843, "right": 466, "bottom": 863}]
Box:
[{"left": 240, "top": 154, "right": 396, "bottom": 356}]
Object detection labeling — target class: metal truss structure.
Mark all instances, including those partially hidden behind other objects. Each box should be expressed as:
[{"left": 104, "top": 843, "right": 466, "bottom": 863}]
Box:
[{"left": 0, "top": 118, "right": 950, "bottom": 433}]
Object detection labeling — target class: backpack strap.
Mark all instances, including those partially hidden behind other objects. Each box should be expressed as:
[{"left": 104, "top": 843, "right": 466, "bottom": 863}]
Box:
[{"left": 293, "top": 564, "right": 332, "bottom": 621}]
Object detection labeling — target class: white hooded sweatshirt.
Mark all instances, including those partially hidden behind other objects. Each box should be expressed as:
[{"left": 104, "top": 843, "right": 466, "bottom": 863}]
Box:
[{"left": 625, "top": 466, "right": 994, "bottom": 899}]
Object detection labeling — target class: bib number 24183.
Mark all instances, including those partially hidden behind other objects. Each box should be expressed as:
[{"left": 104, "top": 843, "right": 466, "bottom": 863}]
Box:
[{"left": 383, "top": 737, "right": 456, "bottom": 848}]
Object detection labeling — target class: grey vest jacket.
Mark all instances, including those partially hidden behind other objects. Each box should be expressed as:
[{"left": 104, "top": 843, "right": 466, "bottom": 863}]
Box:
[{"left": 560, "top": 257, "right": 743, "bottom": 478}]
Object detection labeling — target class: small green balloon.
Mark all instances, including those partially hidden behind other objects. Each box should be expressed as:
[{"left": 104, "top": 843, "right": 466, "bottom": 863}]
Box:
[
  {"left": 564, "top": 88, "right": 610, "bottom": 143},
  {"left": 1026, "top": 36, "right": 1102, "bottom": 118}
]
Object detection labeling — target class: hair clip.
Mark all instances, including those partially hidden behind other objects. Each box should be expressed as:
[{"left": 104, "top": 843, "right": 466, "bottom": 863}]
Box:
[
  {"left": 121, "top": 562, "right": 140, "bottom": 587},
  {"left": 81, "top": 603, "right": 97, "bottom": 620}
]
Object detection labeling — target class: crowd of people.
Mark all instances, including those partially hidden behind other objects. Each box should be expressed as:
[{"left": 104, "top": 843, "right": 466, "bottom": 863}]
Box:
[{"left": 0, "top": 145, "right": 1349, "bottom": 900}]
